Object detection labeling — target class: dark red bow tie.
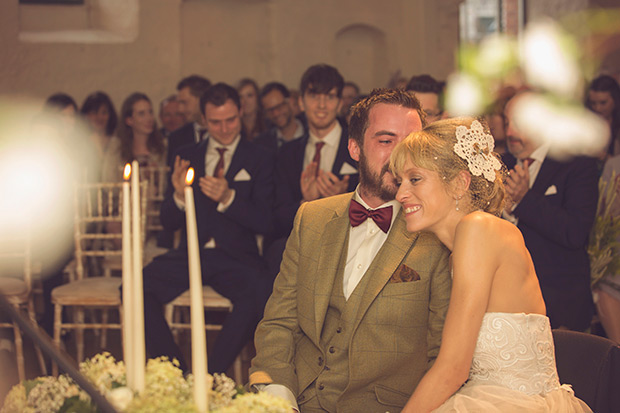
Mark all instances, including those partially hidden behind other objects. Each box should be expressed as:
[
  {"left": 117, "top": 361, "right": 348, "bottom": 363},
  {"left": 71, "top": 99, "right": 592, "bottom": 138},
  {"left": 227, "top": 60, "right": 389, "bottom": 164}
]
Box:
[{"left": 349, "top": 199, "right": 393, "bottom": 233}]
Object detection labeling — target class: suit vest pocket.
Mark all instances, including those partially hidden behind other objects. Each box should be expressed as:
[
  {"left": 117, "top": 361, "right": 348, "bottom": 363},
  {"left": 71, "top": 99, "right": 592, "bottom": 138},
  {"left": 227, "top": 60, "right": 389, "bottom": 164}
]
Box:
[{"left": 374, "top": 383, "right": 411, "bottom": 407}]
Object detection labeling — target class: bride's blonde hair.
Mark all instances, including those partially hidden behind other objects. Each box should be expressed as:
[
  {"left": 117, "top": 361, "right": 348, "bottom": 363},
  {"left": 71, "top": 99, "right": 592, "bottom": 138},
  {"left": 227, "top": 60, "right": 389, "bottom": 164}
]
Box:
[{"left": 390, "top": 117, "right": 507, "bottom": 216}]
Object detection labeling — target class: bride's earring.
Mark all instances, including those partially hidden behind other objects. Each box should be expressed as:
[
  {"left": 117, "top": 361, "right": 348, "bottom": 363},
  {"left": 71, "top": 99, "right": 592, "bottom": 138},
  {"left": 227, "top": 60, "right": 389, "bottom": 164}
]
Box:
[{"left": 455, "top": 195, "right": 462, "bottom": 211}]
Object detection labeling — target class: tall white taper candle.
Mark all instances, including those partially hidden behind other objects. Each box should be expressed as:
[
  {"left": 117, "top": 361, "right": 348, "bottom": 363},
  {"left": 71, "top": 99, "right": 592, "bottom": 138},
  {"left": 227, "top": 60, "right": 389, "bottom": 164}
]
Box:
[
  {"left": 184, "top": 167, "right": 209, "bottom": 412},
  {"left": 131, "top": 160, "right": 145, "bottom": 391},
  {"left": 121, "top": 163, "right": 134, "bottom": 388}
]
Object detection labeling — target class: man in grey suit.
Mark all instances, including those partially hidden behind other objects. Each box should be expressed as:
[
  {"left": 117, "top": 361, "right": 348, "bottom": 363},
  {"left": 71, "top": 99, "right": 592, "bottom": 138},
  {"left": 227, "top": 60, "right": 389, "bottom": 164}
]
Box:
[{"left": 251, "top": 88, "right": 452, "bottom": 412}]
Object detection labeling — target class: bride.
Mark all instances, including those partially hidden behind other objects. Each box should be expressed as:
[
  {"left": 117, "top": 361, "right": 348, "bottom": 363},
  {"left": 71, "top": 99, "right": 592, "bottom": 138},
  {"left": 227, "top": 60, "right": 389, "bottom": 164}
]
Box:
[{"left": 390, "top": 118, "right": 592, "bottom": 412}]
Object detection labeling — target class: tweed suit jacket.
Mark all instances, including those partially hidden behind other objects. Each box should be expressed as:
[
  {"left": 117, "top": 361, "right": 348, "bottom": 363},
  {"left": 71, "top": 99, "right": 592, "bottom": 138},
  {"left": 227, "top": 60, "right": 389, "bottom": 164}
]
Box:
[{"left": 251, "top": 192, "right": 452, "bottom": 412}]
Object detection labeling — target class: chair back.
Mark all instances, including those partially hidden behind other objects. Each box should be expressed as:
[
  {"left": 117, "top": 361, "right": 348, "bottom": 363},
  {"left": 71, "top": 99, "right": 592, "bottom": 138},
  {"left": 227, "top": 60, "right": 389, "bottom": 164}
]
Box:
[
  {"left": 72, "top": 181, "right": 147, "bottom": 281},
  {"left": 0, "top": 226, "right": 32, "bottom": 300},
  {"left": 553, "top": 329, "right": 620, "bottom": 413},
  {"left": 139, "top": 165, "right": 170, "bottom": 237}
]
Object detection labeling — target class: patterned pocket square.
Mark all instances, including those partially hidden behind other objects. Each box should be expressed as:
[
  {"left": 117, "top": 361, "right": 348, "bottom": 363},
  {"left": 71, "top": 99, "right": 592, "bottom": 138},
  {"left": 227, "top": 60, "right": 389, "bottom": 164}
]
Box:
[{"left": 390, "top": 264, "right": 420, "bottom": 283}]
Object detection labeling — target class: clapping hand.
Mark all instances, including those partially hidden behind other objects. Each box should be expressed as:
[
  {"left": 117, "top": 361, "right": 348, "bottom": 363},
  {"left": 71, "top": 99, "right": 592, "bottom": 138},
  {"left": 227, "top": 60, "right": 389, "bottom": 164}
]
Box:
[
  {"left": 200, "top": 167, "right": 233, "bottom": 204},
  {"left": 300, "top": 162, "right": 321, "bottom": 202},
  {"left": 316, "top": 170, "right": 349, "bottom": 197},
  {"left": 505, "top": 161, "right": 531, "bottom": 205},
  {"left": 171, "top": 155, "right": 191, "bottom": 202}
]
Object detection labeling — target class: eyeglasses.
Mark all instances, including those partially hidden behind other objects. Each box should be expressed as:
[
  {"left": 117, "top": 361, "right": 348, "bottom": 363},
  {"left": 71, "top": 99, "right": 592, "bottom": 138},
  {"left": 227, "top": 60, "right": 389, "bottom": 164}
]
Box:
[{"left": 265, "top": 101, "right": 288, "bottom": 115}]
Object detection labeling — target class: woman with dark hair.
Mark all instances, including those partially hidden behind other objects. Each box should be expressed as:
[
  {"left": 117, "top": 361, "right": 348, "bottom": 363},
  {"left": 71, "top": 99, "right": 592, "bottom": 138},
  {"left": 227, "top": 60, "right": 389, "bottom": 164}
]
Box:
[
  {"left": 586, "top": 74, "right": 620, "bottom": 157},
  {"left": 237, "top": 78, "right": 267, "bottom": 140},
  {"left": 80, "top": 91, "right": 118, "bottom": 155},
  {"left": 102, "top": 92, "right": 166, "bottom": 182}
]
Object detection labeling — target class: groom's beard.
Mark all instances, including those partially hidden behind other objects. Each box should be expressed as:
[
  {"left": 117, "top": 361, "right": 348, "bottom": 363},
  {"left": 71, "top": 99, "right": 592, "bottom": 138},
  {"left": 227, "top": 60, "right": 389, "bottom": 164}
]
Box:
[{"left": 358, "top": 150, "right": 397, "bottom": 203}]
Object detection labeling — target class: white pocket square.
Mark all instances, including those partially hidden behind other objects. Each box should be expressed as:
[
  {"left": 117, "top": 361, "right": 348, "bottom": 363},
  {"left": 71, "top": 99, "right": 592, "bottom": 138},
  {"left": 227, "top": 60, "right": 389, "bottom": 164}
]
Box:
[
  {"left": 544, "top": 185, "right": 557, "bottom": 196},
  {"left": 234, "top": 168, "right": 251, "bottom": 182},
  {"left": 339, "top": 162, "right": 358, "bottom": 175}
]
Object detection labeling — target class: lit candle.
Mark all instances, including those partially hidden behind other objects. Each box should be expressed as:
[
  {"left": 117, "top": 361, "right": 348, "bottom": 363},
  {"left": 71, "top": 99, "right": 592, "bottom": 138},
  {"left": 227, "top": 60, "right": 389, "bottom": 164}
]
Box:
[
  {"left": 131, "top": 160, "right": 145, "bottom": 392},
  {"left": 184, "top": 167, "right": 209, "bottom": 412},
  {"left": 121, "top": 163, "right": 134, "bottom": 388}
]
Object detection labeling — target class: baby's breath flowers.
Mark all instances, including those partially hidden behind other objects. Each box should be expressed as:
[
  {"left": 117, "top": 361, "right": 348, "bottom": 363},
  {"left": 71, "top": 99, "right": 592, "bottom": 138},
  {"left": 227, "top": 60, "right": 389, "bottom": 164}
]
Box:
[{"left": 1, "top": 353, "right": 288, "bottom": 413}]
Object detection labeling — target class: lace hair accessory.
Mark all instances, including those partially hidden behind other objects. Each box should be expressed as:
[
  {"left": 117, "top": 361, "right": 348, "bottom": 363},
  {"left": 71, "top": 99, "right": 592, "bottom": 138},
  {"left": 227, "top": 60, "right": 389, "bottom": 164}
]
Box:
[{"left": 453, "top": 120, "right": 502, "bottom": 181}]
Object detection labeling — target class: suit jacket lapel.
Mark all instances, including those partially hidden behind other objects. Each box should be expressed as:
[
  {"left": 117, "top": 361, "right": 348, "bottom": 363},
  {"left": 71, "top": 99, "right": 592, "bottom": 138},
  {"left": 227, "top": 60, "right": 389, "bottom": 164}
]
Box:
[
  {"left": 355, "top": 211, "right": 419, "bottom": 327},
  {"left": 226, "top": 137, "right": 248, "bottom": 182},
  {"left": 331, "top": 126, "right": 355, "bottom": 177},
  {"left": 531, "top": 158, "right": 561, "bottom": 194},
  {"left": 313, "top": 198, "right": 351, "bottom": 340}
]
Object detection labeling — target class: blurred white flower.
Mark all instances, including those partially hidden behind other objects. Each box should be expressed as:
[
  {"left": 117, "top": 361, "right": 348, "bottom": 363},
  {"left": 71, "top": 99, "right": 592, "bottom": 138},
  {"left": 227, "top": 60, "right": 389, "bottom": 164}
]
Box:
[
  {"left": 107, "top": 387, "right": 134, "bottom": 411},
  {"left": 445, "top": 73, "right": 486, "bottom": 116},
  {"left": 511, "top": 93, "right": 608, "bottom": 159},
  {"left": 521, "top": 20, "right": 581, "bottom": 98},
  {"left": 474, "top": 34, "right": 518, "bottom": 78}
]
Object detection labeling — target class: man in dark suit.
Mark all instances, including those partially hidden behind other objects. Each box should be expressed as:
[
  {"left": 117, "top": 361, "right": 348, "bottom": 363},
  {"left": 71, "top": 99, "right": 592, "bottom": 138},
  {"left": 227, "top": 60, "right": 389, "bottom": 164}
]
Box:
[
  {"left": 140, "top": 83, "right": 275, "bottom": 373},
  {"left": 503, "top": 92, "right": 598, "bottom": 331},
  {"left": 254, "top": 82, "right": 306, "bottom": 152},
  {"left": 274, "top": 64, "right": 359, "bottom": 238},
  {"left": 166, "top": 75, "right": 212, "bottom": 167}
]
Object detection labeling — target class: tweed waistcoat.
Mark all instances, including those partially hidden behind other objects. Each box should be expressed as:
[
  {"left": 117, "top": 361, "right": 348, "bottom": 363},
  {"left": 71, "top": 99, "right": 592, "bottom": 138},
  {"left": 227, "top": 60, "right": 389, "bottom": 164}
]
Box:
[{"left": 313, "top": 252, "right": 374, "bottom": 412}]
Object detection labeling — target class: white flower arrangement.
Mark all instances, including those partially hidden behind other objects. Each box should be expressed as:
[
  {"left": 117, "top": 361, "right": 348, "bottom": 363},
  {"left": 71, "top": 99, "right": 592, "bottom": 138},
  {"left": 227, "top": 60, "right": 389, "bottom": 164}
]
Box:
[{"left": 0, "top": 353, "right": 288, "bottom": 413}]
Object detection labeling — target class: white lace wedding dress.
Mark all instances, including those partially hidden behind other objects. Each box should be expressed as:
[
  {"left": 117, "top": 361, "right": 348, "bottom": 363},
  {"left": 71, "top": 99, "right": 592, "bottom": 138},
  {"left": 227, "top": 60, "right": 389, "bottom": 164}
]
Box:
[{"left": 434, "top": 312, "right": 592, "bottom": 412}]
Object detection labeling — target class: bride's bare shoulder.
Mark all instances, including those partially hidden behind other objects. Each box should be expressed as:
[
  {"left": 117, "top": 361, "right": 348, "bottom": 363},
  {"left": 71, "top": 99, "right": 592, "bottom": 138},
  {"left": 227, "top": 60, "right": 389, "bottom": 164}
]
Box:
[{"left": 456, "top": 211, "right": 522, "bottom": 244}]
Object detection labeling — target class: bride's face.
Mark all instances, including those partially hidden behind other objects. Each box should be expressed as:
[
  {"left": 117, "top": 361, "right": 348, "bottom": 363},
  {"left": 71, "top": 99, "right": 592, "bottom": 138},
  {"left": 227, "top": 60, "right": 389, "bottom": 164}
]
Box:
[{"left": 395, "top": 162, "right": 455, "bottom": 234}]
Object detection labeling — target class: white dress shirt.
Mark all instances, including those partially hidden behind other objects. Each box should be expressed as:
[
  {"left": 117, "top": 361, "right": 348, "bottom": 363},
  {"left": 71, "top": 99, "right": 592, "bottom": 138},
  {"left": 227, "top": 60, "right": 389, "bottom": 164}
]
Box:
[
  {"left": 303, "top": 122, "right": 342, "bottom": 173},
  {"left": 343, "top": 189, "right": 401, "bottom": 299}
]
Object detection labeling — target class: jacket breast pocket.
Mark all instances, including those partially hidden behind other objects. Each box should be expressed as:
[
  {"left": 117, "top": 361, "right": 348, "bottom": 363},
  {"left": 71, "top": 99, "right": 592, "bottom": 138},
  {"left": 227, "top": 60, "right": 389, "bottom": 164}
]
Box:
[{"left": 380, "top": 278, "right": 428, "bottom": 298}]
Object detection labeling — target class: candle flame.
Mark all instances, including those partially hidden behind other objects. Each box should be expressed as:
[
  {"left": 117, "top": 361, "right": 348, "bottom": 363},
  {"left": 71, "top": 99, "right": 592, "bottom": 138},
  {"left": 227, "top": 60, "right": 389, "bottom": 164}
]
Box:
[
  {"left": 123, "top": 163, "right": 131, "bottom": 180},
  {"left": 186, "top": 167, "right": 195, "bottom": 185}
]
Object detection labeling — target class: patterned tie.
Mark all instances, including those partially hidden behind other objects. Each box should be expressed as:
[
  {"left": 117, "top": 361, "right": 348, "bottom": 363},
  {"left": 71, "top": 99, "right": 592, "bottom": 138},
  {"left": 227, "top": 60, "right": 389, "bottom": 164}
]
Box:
[
  {"left": 213, "top": 148, "right": 227, "bottom": 177},
  {"left": 348, "top": 199, "right": 393, "bottom": 233},
  {"left": 312, "top": 141, "right": 325, "bottom": 176}
]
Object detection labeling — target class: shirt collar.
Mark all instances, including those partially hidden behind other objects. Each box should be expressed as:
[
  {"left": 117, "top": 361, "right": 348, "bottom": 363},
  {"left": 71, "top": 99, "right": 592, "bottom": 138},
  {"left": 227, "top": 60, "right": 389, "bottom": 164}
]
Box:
[
  {"left": 207, "top": 133, "right": 241, "bottom": 153},
  {"left": 309, "top": 121, "right": 341, "bottom": 148},
  {"left": 529, "top": 144, "right": 549, "bottom": 163}
]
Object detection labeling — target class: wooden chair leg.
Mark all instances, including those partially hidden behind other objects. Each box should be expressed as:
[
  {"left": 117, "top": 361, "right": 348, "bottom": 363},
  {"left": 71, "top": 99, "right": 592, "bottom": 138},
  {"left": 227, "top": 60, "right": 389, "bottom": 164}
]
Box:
[
  {"left": 27, "top": 301, "right": 47, "bottom": 376},
  {"left": 12, "top": 318, "right": 25, "bottom": 382},
  {"left": 100, "top": 308, "right": 109, "bottom": 349},
  {"left": 75, "top": 308, "right": 85, "bottom": 364},
  {"left": 52, "top": 303, "right": 62, "bottom": 376}
]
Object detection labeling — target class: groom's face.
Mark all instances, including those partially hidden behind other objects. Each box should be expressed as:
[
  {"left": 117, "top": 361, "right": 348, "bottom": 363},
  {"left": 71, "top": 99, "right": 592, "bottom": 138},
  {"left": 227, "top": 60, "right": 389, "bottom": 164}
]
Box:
[{"left": 349, "top": 103, "right": 423, "bottom": 203}]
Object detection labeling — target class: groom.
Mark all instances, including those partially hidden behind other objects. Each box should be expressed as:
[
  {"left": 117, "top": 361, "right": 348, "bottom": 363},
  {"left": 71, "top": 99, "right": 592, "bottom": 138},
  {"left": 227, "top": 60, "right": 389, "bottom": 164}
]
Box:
[{"left": 250, "top": 88, "right": 452, "bottom": 412}]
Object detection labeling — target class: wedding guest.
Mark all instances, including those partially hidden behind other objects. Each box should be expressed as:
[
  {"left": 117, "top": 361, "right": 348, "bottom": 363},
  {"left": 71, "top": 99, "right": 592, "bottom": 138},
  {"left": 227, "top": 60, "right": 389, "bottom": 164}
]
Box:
[
  {"left": 339, "top": 81, "right": 360, "bottom": 119},
  {"left": 585, "top": 74, "right": 620, "bottom": 158},
  {"left": 80, "top": 91, "right": 118, "bottom": 157},
  {"left": 485, "top": 85, "right": 516, "bottom": 157},
  {"left": 251, "top": 88, "right": 451, "bottom": 412},
  {"left": 168, "top": 75, "right": 212, "bottom": 166},
  {"left": 237, "top": 78, "right": 267, "bottom": 140},
  {"left": 406, "top": 74, "right": 445, "bottom": 124},
  {"left": 140, "top": 83, "right": 275, "bottom": 374},
  {"left": 37, "top": 93, "right": 83, "bottom": 336},
  {"left": 595, "top": 156, "right": 620, "bottom": 343},
  {"left": 273, "top": 64, "right": 358, "bottom": 238},
  {"left": 254, "top": 82, "right": 306, "bottom": 152},
  {"left": 391, "top": 117, "right": 591, "bottom": 412},
  {"left": 158, "top": 94, "right": 185, "bottom": 139},
  {"left": 503, "top": 91, "right": 599, "bottom": 331},
  {"left": 101, "top": 92, "right": 166, "bottom": 182}
]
